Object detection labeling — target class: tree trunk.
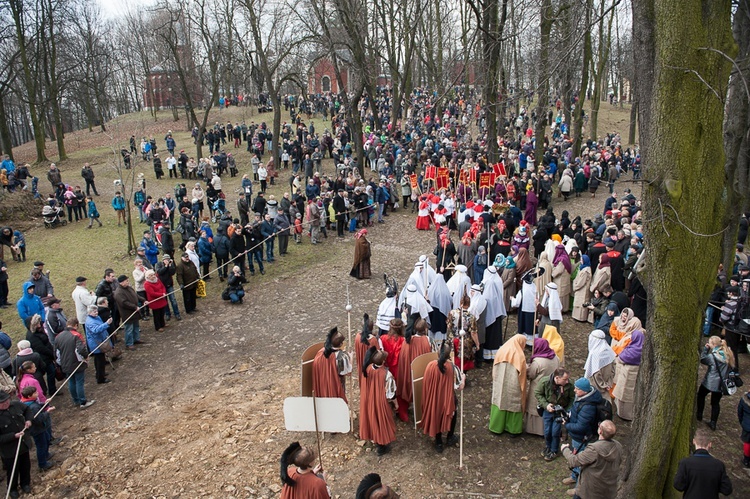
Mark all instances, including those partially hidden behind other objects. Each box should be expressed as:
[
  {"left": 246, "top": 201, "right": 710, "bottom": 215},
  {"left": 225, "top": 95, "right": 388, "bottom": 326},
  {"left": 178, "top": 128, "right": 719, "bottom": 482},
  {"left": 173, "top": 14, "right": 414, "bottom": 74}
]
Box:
[
  {"left": 0, "top": 97, "right": 13, "bottom": 160},
  {"left": 572, "top": 0, "right": 593, "bottom": 159},
  {"left": 628, "top": 100, "right": 638, "bottom": 145},
  {"left": 619, "top": 0, "right": 735, "bottom": 497},
  {"left": 534, "top": 0, "right": 553, "bottom": 166},
  {"left": 720, "top": 0, "right": 750, "bottom": 272}
]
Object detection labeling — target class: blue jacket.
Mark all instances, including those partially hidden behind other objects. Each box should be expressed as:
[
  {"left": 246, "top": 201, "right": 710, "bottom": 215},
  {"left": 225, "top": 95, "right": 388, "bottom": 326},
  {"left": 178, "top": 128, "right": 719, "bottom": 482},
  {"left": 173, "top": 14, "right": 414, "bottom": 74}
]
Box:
[
  {"left": 166, "top": 137, "right": 176, "bottom": 150},
  {"left": 565, "top": 389, "right": 603, "bottom": 441},
  {"left": 17, "top": 281, "right": 45, "bottom": 325},
  {"left": 197, "top": 237, "right": 213, "bottom": 264},
  {"left": 140, "top": 238, "right": 159, "bottom": 265},
  {"left": 88, "top": 200, "right": 100, "bottom": 218},
  {"left": 1, "top": 158, "right": 15, "bottom": 174},
  {"left": 84, "top": 314, "right": 111, "bottom": 355},
  {"left": 111, "top": 195, "right": 125, "bottom": 211}
]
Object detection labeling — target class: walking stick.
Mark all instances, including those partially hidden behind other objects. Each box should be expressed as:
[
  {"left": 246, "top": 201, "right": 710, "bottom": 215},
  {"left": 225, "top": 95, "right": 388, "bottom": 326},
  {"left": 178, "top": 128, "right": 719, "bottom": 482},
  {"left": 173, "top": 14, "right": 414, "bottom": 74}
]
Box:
[
  {"left": 459, "top": 312, "right": 465, "bottom": 470},
  {"left": 312, "top": 390, "right": 323, "bottom": 470},
  {"left": 346, "top": 285, "right": 354, "bottom": 422}
]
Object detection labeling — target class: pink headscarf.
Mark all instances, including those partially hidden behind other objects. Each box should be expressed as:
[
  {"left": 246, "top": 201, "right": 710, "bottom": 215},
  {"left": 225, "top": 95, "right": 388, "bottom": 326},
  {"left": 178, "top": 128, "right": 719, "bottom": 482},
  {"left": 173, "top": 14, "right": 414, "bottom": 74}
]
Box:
[{"left": 355, "top": 229, "right": 368, "bottom": 239}]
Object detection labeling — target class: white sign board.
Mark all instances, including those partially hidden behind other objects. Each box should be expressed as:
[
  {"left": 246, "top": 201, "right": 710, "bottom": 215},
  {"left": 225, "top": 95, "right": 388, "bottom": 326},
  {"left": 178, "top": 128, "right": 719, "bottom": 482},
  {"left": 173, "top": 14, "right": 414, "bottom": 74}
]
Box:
[{"left": 283, "top": 397, "right": 351, "bottom": 434}]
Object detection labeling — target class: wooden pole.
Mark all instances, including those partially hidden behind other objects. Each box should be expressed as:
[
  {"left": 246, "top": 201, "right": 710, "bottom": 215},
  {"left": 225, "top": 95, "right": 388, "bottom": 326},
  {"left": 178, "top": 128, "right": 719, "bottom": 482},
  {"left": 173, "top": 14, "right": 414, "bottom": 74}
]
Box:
[
  {"left": 311, "top": 390, "right": 323, "bottom": 470},
  {"left": 459, "top": 312, "right": 465, "bottom": 469}
]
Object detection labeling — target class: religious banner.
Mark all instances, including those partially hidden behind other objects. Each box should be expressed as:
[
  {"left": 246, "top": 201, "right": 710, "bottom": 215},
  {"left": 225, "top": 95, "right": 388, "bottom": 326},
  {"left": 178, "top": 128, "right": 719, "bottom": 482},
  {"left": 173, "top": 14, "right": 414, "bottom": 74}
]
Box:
[
  {"left": 469, "top": 168, "right": 477, "bottom": 185},
  {"left": 458, "top": 169, "right": 469, "bottom": 185},
  {"left": 301, "top": 341, "right": 325, "bottom": 397},
  {"left": 437, "top": 167, "right": 449, "bottom": 190},
  {"left": 424, "top": 165, "right": 437, "bottom": 180},
  {"left": 493, "top": 162, "right": 507, "bottom": 177},
  {"left": 479, "top": 172, "right": 495, "bottom": 189},
  {"left": 409, "top": 174, "right": 419, "bottom": 189}
]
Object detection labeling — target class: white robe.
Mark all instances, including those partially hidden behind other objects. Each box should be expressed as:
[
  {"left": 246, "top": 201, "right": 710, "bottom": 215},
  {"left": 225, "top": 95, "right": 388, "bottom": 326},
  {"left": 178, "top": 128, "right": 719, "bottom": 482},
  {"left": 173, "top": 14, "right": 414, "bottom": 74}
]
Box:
[
  {"left": 446, "top": 271, "right": 472, "bottom": 309},
  {"left": 482, "top": 272, "right": 507, "bottom": 325},
  {"left": 376, "top": 296, "right": 399, "bottom": 332}
]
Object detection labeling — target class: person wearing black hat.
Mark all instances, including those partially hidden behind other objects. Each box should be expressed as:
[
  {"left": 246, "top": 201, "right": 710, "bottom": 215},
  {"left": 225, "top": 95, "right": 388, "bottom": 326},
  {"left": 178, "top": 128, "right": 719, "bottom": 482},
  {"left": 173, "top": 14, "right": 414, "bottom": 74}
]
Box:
[
  {"left": 0, "top": 389, "right": 33, "bottom": 497},
  {"left": 113, "top": 275, "right": 142, "bottom": 350}
]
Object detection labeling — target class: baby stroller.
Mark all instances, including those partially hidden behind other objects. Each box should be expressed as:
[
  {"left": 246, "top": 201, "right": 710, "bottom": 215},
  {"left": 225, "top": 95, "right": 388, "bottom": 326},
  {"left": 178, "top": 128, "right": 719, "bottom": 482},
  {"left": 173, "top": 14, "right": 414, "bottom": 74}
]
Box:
[{"left": 42, "top": 205, "right": 66, "bottom": 229}]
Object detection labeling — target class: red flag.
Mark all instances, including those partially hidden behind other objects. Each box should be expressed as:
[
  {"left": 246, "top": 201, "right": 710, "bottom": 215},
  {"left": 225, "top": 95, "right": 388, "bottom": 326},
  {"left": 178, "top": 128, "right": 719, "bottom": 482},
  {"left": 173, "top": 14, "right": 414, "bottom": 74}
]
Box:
[
  {"left": 424, "top": 165, "right": 437, "bottom": 180},
  {"left": 436, "top": 175, "right": 449, "bottom": 190},
  {"left": 458, "top": 169, "right": 469, "bottom": 185},
  {"left": 479, "top": 172, "right": 495, "bottom": 189},
  {"left": 437, "top": 167, "right": 449, "bottom": 182},
  {"left": 493, "top": 162, "right": 507, "bottom": 177},
  {"left": 409, "top": 174, "right": 418, "bottom": 189},
  {"left": 469, "top": 168, "right": 477, "bottom": 185}
]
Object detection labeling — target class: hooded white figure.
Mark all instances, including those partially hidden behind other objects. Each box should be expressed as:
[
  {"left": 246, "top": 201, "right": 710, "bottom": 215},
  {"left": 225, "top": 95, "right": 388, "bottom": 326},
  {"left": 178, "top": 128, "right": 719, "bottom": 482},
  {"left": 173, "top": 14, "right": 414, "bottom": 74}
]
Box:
[
  {"left": 481, "top": 266, "right": 508, "bottom": 359},
  {"left": 512, "top": 268, "right": 540, "bottom": 345},
  {"left": 399, "top": 262, "right": 427, "bottom": 306},
  {"left": 376, "top": 278, "right": 401, "bottom": 334},
  {"left": 419, "top": 254, "right": 438, "bottom": 285},
  {"left": 468, "top": 283, "right": 488, "bottom": 349},
  {"left": 446, "top": 264, "right": 471, "bottom": 310},
  {"left": 427, "top": 274, "right": 453, "bottom": 341},
  {"left": 400, "top": 283, "right": 433, "bottom": 323},
  {"left": 538, "top": 282, "right": 563, "bottom": 336}
]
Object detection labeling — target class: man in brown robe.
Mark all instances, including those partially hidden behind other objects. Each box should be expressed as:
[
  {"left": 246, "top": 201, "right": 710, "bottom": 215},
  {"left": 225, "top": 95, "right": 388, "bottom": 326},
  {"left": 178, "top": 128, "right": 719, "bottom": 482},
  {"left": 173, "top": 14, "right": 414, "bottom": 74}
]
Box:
[
  {"left": 312, "top": 328, "right": 352, "bottom": 403},
  {"left": 421, "top": 342, "right": 465, "bottom": 452},
  {"left": 359, "top": 347, "right": 397, "bottom": 455},
  {"left": 350, "top": 229, "right": 371, "bottom": 279}
]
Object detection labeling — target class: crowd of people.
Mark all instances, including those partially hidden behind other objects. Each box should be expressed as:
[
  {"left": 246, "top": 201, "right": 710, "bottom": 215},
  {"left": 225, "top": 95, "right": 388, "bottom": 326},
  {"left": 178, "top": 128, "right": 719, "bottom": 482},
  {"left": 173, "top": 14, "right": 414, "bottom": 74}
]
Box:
[{"left": 0, "top": 82, "right": 747, "bottom": 497}]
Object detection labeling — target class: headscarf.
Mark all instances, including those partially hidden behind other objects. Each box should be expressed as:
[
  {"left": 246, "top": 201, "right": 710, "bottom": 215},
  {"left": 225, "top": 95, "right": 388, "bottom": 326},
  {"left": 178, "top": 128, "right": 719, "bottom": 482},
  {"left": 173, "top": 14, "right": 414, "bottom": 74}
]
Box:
[
  {"left": 552, "top": 244, "right": 571, "bottom": 273},
  {"left": 531, "top": 338, "right": 556, "bottom": 361},
  {"left": 493, "top": 254, "right": 507, "bottom": 269},
  {"left": 599, "top": 253, "right": 611, "bottom": 268},
  {"left": 493, "top": 334, "right": 528, "bottom": 399},
  {"left": 542, "top": 283, "right": 563, "bottom": 321},
  {"left": 542, "top": 324, "right": 565, "bottom": 363},
  {"left": 579, "top": 254, "right": 591, "bottom": 271},
  {"left": 482, "top": 268, "right": 507, "bottom": 323},
  {"left": 355, "top": 229, "right": 368, "bottom": 239},
  {"left": 551, "top": 234, "right": 562, "bottom": 243},
  {"left": 618, "top": 329, "right": 644, "bottom": 365},
  {"left": 515, "top": 247, "right": 532, "bottom": 278},
  {"left": 505, "top": 256, "right": 517, "bottom": 269},
  {"left": 617, "top": 308, "right": 640, "bottom": 334},
  {"left": 427, "top": 274, "right": 453, "bottom": 318},
  {"left": 584, "top": 330, "right": 616, "bottom": 378}
]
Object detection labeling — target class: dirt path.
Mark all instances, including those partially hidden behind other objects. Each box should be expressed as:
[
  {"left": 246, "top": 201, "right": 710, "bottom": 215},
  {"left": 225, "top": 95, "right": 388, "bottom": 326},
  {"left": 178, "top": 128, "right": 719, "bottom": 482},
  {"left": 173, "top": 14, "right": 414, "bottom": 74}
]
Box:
[{"left": 30, "top": 186, "right": 750, "bottom": 498}]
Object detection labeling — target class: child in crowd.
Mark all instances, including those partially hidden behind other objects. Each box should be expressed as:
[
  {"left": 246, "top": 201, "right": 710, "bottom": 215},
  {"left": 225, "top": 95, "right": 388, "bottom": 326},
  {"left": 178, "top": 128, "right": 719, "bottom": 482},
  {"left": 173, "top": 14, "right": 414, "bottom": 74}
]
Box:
[
  {"left": 294, "top": 213, "right": 303, "bottom": 244},
  {"left": 87, "top": 196, "right": 103, "bottom": 228},
  {"left": 12, "top": 229, "right": 25, "bottom": 262},
  {"left": 20, "top": 385, "right": 55, "bottom": 471}
]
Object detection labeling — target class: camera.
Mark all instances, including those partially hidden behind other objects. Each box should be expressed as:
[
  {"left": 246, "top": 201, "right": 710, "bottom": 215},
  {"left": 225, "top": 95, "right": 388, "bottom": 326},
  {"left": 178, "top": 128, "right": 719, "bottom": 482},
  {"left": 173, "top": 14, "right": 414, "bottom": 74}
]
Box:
[
  {"left": 582, "top": 302, "right": 591, "bottom": 308},
  {"left": 553, "top": 405, "right": 570, "bottom": 424}
]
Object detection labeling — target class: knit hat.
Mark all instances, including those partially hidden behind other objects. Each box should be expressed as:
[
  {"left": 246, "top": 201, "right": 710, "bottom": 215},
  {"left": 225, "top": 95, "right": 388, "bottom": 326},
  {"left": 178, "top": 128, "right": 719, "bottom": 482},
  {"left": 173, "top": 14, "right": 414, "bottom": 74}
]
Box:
[
  {"left": 574, "top": 378, "right": 592, "bottom": 392},
  {"left": 117, "top": 275, "right": 128, "bottom": 283}
]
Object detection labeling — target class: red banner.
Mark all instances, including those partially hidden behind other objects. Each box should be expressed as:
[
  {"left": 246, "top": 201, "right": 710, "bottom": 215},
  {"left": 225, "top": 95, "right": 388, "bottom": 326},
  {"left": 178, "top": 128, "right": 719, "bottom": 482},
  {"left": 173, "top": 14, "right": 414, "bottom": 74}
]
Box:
[
  {"left": 424, "top": 165, "right": 437, "bottom": 180},
  {"left": 479, "top": 172, "right": 495, "bottom": 189},
  {"left": 436, "top": 175, "right": 449, "bottom": 190},
  {"left": 469, "top": 168, "right": 477, "bottom": 185},
  {"left": 409, "top": 174, "right": 418, "bottom": 189},
  {"left": 437, "top": 167, "right": 449, "bottom": 182},
  {"left": 458, "top": 169, "right": 469, "bottom": 185},
  {"left": 493, "top": 162, "right": 507, "bottom": 177}
]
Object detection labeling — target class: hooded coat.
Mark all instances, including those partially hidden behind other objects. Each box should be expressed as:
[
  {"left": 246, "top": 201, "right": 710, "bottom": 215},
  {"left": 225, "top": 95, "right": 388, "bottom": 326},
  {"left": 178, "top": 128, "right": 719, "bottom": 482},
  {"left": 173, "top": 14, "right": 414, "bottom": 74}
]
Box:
[{"left": 17, "top": 282, "right": 45, "bottom": 325}]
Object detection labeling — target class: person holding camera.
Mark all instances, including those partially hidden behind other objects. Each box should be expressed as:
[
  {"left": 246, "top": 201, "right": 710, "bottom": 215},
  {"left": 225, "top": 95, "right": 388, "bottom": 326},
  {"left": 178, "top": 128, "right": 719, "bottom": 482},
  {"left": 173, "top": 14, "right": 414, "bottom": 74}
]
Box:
[
  {"left": 560, "top": 378, "right": 604, "bottom": 492},
  {"left": 224, "top": 266, "right": 247, "bottom": 304},
  {"left": 561, "top": 420, "right": 623, "bottom": 499},
  {"left": 535, "top": 367, "right": 574, "bottom": 461}
]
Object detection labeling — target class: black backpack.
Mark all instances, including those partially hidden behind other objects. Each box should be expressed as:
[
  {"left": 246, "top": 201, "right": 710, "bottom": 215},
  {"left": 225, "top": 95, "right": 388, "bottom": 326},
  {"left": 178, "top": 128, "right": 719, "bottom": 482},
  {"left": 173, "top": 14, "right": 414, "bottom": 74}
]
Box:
[{"left": 585, "top": 399, "right": 613, "bottom": 440}]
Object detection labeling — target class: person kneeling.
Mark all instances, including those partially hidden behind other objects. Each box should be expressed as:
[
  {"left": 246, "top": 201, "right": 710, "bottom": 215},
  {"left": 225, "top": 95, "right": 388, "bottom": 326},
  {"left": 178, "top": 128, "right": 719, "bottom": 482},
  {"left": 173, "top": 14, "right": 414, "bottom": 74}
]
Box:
[{"left": 223, "top": 266, "right": 246, "bottom": 304}]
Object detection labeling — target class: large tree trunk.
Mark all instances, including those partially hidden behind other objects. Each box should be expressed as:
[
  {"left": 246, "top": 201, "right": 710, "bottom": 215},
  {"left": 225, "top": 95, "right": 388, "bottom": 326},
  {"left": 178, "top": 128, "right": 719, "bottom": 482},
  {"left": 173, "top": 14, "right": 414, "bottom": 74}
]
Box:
[
  {"left": 721, "top": 0, "right": 750, "bottom": 271},
  {"left": 572, "top": 0, "right": 593, "bottom": 159},
  {"left": 619, "top": 1, "right": 735, "bottom": 497},
  {"left": 534, "top": 0, "right": 553, "bottom": 166},
  {"left": 0, "top": 98, "right": 13, "bottom": 160},
  {"left": 628, "top": 100, "right": 638, "bottom": 145},
  {"left": 481, "top": 0, "right": 500, "bottom": 164}
]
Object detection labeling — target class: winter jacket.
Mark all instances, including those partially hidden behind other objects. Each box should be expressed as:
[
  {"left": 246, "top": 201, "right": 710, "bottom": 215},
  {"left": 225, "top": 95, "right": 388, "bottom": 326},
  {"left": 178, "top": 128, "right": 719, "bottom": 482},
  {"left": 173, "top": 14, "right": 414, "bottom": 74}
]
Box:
[
  {"left": 140, "top": 238, "right": 159, "bottom": 265},
  {"left": 562, "top": 438, "right": 623, "bottom": 499},
  {"left": 17, "top": 282, "right": 45, "bottom": 325},
  {"left": 564, "top": 389, "right": 603, "bottom": 441},
  {"left": 197, "top": 237, "right": 213, "bottom": 264},
  {"left": 673, "top": 449, "right": 733, "bottom": 498},
  {"left": 111, "top": 195, "right": 126, "bottom": 211},
  {"left": 175, "top": 259, "right": 200, "bottom": 291},
  {"left": 28, "top": 275, "right": 54, "bottom": 299},
  {"left": 739, "top": 392, "right": 750, "bottom": 443},
  {"left": 22, "top": 399, "right": 51, "bottom": 437},
  {"left": 213, "top": 233, "right": 231, "bottom": 259},
  {"left": 84, "top": 315, "right": 111, "bottom": 355},
  {"left": 55, "top": 328, "right": 87, "bottom": 375},
  {"left": 44, "top": 308, "right": 67, "bottom": 343},
  {"left": 155, "top": 260, "right": 176, "bottom": 288},
  {"left": 26, "top": 329, "right": 54, "bottom": 366},
  {"left": 700, "top": 347, "right": 730, "bottom": 393},
  {"left": 0, "top": 401, "right": 33, "bottom": 458},
  {"left": 143, "top": 279, "right": 167, "bottom": 310},
  {"left": 113, "top": 285, "right": 140, "bottom": 325},
  {"left": 535, "top": 373, "right": 575, "bottom": 410},
  {"left": 0, "top": 332, "right": 11, "bottom": 370}
]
